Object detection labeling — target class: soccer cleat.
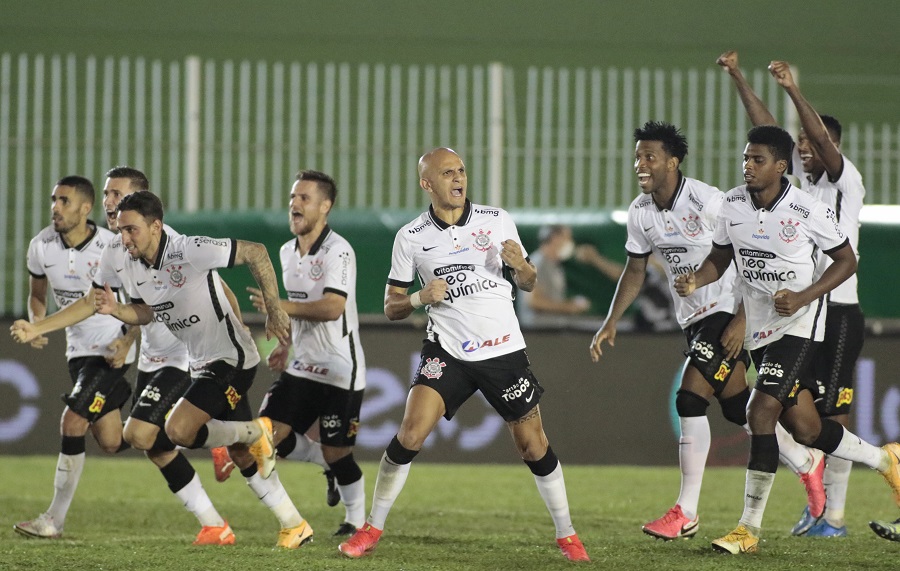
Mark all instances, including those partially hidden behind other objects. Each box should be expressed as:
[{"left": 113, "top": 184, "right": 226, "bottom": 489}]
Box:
[
  {"left": 211, "top": 447, "right": 235, "bottom": 483},
  {"left": 557, "top": 533, "right": 590, "bottom": 562},
  {"left": 338, "top": 523, "right": 383, "bottom": 558},
  {"left": 193, "top": 522, "right": 235, "bottom": 545},
  {"left": 805, "top": 519, "right": 848, "bottom": 537},
  {"left": 711, "top": 525, "right": 759, "bottom": 554},
  {"left": 880, "top": 442, "right": 900, "bottom": 507},
  {"left": 641, "top": 504, "right": 699, "bottom": 540},
  {"left": 249, "top": 417, "right": 276, "bottom": 479},
  {"left": 333, "top": 522, "right": 357, "bottom": 536},
  {"left": 276, "top": 519, "right": 314, "bottom": 549},
  {"left": 325, "top": 470, "right": 340, "bottom": 507},
  {"left": 869, "top": 517, "right": 900, "bottom": 542},
  {"left": 13, "top": 513, "right": 62, "bottom": 539},
  {"left": 791, "top": 506, "right": 821, "bottom": 536},
  {"left": 800, "top": 449, "right": 826, "bottom": 518}
]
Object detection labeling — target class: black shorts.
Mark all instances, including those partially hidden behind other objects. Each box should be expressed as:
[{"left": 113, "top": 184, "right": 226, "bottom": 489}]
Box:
[
  {"left": 181, "top": 360, "right": 255, "bottom": 422},
  {"left": 682, "top": 311, "right": 751, "bottom": 396},
  {"left": 129, "top": 367, "right": 192, "bottom": 428},
  {"left": 813, "top": 303, "right": 865, "bottom": 416},
  {"left": 260, "top": 374, "right": 364, "bottom": 447},
  {"left": 64, "top": 356, "right": 132, "bottom": 423},
  {"left": 750, "top": 335, "right": 819, "bottom": 407},
  {"left": 413, "top": 340, "right": 544, "bottom": 422}
]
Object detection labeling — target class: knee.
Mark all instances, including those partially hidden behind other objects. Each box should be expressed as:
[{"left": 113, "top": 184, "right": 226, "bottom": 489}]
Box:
[
  {"left": 227, "top": 445, "right": 253, "bottom": 470},
  {"left": 676, "top": 390, "right": 710, "bottom": 418},
  {"left": 789, "top": 425, "right": 820, "bottom": 447},
  {"left": 515, "top": 432, "right": 549, "bottom": 462},
  {"left": 322, "top": 446, "right": 351, "bottom": 465},
  {"left": 164, "top": 418, "right": 196, "bottom": 448},
  {"left": 397, "top": 423, "right": 431, "bottom": 451},
  {"left": 61, "top": 409, "right": 89, "bottom": 436},
  {"left": 124, "top": 423, "right": 158, "bottom": 451}
]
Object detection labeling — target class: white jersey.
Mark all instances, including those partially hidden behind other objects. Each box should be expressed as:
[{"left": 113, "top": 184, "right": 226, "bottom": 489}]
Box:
[
  {"left": 118, "top": 231, "right": 260, "bottom": 375},
  {"left": 280, "top": 226, "right": 366, "bottom": 391},
  {"left": 27, "top": 223, "right": 136, "bottom": 362},
  {"left": 625, "top": 175, "right": 740, "bottom": 328},
  {"left": 94, "top": 224, "right": 189, "bottom": 373},
  {"left": 791, "top": 151, "right": 864, "bottom": 304},
  {"left": 388, "top": 200, "right": 526, "bottom": 362},
  {"left": 714, "top": 179, "right": 848, "bottom": 350}
]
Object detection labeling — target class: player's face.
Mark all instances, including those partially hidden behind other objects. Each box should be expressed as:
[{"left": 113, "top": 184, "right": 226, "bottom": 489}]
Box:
[
  {"left": 117, "top": 209, "right": 161, "bottom": 262},
  {"left": 421, "top": 151, "right": 467, "bottom": 211},
  {"left": 288, "top": 180, "right": 331, "bottom": 237},
  {"left": 743, "top": 143, "right": 785, "bottom": 193},
  {"left": 634, "top": 140, "right": 675, "bottom": 194},
  {"left": 103, "top": 177, "right": 137, "bottom": 232},
  {"left": 50, "top": 185, "right": 90, "bottom": 234}
]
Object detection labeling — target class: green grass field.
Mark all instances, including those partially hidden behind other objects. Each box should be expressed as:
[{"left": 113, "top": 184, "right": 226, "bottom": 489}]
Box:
[{"left": 2, "top": 456, "right": 898, "bottom": 570}]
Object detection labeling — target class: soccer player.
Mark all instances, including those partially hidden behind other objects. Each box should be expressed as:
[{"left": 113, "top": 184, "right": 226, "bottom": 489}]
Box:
[
  {"left": 11, "top": 167, "right": 236, "bottom": 544},
  {"left": 719, "top": 51, "right": 867, "bottom": 537},
  {"left": 9, "top": 176, "right": 135, "bottom": 539},
  {"left": 246, "top": 169, "right": 367, "bottom": 536},
  {"left": 589, "top": 121, "right": 814, "bottom": 540},
  {"left": 338, "top": 147, "right": 589, "bottom": 562},
  {"left": 92, "top": 191, "right": 314, "bottom": 548},
  {"left": 674, "top": 125, "right": 900, "bottom": 555}
]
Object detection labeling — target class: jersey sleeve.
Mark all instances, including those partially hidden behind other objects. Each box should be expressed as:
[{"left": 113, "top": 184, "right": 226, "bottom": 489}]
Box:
[
  {"left": 702, "top": 189, "right": 724, "bottom": 230},
  {"left": 809, "top": 202, "right": 848, "bottom": 254},
  {"left": 712, "top": 208, "right": 732, "bottom": 247},
  {"left": 624, "top": 208, "right": 652, "bottom": 257},
  {"left": 387, "top": 230, "right": 416, "bottom": 289},
  {"left": 26, "top": 236, "right": 45, "bottom": 277},
  {"left": 94, "top": 241, "right": 123, "bottom": 290},
  {"left": 185, "top": 236, "right": 237, "bottom": 271},
  {"left": 323, "top": 244, "right": 355, "bottom": 298},
  {"left": 831, "top": 156, "right": 865, "bottom": 203}
]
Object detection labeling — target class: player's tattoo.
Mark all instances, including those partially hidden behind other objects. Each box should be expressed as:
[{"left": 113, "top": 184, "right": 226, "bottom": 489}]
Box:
[
  {"left": 239, "top": 240, "right": 282, "bottom": 312},
  {"left": 509, "top": 405, "right": 540, "bottom": 425}
]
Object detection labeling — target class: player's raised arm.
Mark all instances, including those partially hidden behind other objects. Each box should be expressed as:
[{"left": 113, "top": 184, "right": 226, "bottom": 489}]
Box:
[
  {"left": 717, "top": 50, "right": 778, "bottom": 127},
  {"left": 233, "top": 239, "right": 290, "bottom": 345}
]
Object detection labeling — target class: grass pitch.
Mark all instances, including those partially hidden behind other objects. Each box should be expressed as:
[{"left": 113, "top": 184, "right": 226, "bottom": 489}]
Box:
[{"left": 2, "top": 456, "right": 898, "bottom": 570}]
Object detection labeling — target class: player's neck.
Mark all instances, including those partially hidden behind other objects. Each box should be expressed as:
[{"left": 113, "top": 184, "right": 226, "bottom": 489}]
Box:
[
  {"left": 750, "top": 183, "right": 783, "bottom": 210},
  {"left": 650, "top": 173, "right": 680, "bottom": 210},
  {"left": 297, "top": 222, "right": 327, "bottom": 255},
  {"left": 142, "top": 238, "right": 162, "bottom": 267},
  {"left": 432, "top": 204, "right": 464, "bottom": 226},
  {"left": 60, "top": 220, "right": 92, "bottom": 248}
]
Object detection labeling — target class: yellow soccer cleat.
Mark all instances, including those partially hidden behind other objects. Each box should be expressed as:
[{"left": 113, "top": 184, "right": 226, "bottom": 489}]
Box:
[
  {"left": 249, "top": 417, "right": 276, "bottom": 479},
  {"left": 711, "top": 525, "right": 759, "bottom": 554},
  {"left": 276, "top": 519, "right": 314, "bottom": 549}
]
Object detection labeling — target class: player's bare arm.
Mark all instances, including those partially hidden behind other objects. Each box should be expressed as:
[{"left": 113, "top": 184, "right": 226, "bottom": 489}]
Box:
[
  {"left": 266, "top": 342, "right": 290, "bottom": 372},
  {"left": 247, "top": 286, "right": 346, "bottom": 322},
  {"left": 717, "top": 50, "right": 778, "bottom": 126},
  {"left": 234, "top": 239, "right": 291, "bottom": 345},
  {"left": 94, "top": 282, "right": 153, "bottom": 325},
  {"left": 106, "top": 324, "right": 139, "bottom": 368},
  {"left": 590, "top": 255, "right": 648, "bottom": 363},
  {"left": 769, "top": 60, "right": 843, "bottom": 178},
  {"left": 773, "top": 242, "right": 857, "bottom": 317},
  {"left": 719, "top": 302, "right": 746, "bottom": 360},
  {"left": 384, "top": 280, "right": 448, "bottom": 321},
  {"left": 674, "top": 246, "right": 733, "bottom": 297},
  {"left": 9, "top": 275, "right": 50, "bottom": 347},
  {"left": 500, "top": 239, "right": 536, "bottom": 292}
]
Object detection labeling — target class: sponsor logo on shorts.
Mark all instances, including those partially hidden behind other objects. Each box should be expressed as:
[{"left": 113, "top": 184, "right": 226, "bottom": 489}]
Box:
[
  {"left": 421, "top": 357, "right": 446, "bottom": 380},
  {"left": 348, "top": 418, "right": 359, "bottom": 438},
  {"left": 836, "top": 387, "right": 853, "bottom": 407},
  {"left": 140, "top": 386, "right": 162, "bottom": 402},
  {"left": 461, "top": 334, "right": 511, "bottom": 353},
  {"left": 224, "top": 386, "right": 241, "bottom": 410},
  {"left": 322, "top": 415, "right": 342, "bottom": 433},
  {"left": 758, "top": 363, "right": 784, "bottom": 378},
  {"left": 714, "top": 361, "right": 731, "bottom": 382},
  {"left": 788, "top": 381, "right": 800, "bottom": 399},
  {"left": 691, "top": 340, "right": 715, "bottom": 363},
  {"left": 88, "top": 392, "right": 106, "bottom": 414},
  {"left": 502, "top": 377, "right": 533, "bottom": 402}
]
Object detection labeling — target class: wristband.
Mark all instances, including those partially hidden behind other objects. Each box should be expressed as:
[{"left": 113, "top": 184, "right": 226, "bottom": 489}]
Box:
[{"left": 409, "top": 291, "right": 424, "bottom": 309}]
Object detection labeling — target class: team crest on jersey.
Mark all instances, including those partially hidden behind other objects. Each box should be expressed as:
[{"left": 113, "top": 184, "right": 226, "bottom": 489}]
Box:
[
  {"left": 308, "top": 259, "right": 325, "bottom": 281},
  {"left": 85, "top": 260, "right": 100, "bottom": 280},
  {"left": 779, "top": 219, "right": 800, "bottom": 243},
  {"left": 471, "top": 229, "right": 493, "bottom": 252},
  {"left": 167, "top": 265, "right": 187, "bottom": 288},
  {"left": 682, "top": 214, "right": 702, "bottom": 238},
  {"left": 421, "top": 357, "right": 447, "bottom": 379}
]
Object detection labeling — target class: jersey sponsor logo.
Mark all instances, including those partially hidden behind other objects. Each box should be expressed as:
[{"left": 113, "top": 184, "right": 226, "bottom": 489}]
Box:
[
  {"left": 836, "top": 387, "right": 854, "bottom": 407},
  {"left": 471, "top": 229, "right": 493, "bottom": 252},
  {"left": 788, "top": 202, "right": 811, "bottom": 219},
  {"left": 308, "top": 259, "right": 324, "bottom": 281},
  {"left": 473, "top": 207, "right": 499, "bottom": 217},
  {"left": 434, "top": 264, "right": 475, "bottom": 277},
  {"left": 193, "top": 237, "right": 229, "bottom": 248},
  {"left": 682, "top": 214, "right": 703, "bottom": 237},
  {"left": 166, "top": 250, "right": 184, "bottom": 261},
  {"left": 88, "top": 391, "right": 106, "bottom": 414},
  {"left": 408, "top": 220, "right": 432, "bottom": 234},
  {"left": 449, "top": 246, "right": 471, "bottom": 255},
  {"left": 420, "top": 357, "right": 446, "bottom": 379},
  {"left": 156, "top": 311, "right": 202, "bottom": 332},
  {"left": 727, "top": 194, "right": 747, "bottom": 203},
  {"left": 740, "top": 259, "right": 797, "bottom": 283},
  {"left": 444, "top": 276, "right": 502, "bottom": 303},
  {"left": 224, "top": 385, "right": 241, "bottom": 410},
  {"left": 752, "top": 327, "right": 782, "bottom": 342},
  {"left": 688, "top": 193, "right": 704, "bottom": 211},
  {"left": 151, "top": 301, "right": 175, "bottom": 311},
  {"left": 778, "top": 219, "right": 801, "bottom": 243},
  {"left": 501, "top": 376, "right": 532, "bottom": 402},
  {"left": 167, "top": 265, "right": 186, "bottom": 288},
  {"left": 461, "top": 334, "right": 512, "bottom": 353},
  {"left": 291, "top": 361, "right": 330, "bottom": 376},
  {"left": 635, "top": 197, "right": 653, "bottom": 208},
  {"left": 339, "top": 251, "right": 351, "bottom": 286},
  {"left": 286, "top": 290, "right": 308, "bottom": 300},
  {"left": 738, "top": 248, "right": 775, "bottom": 259}
]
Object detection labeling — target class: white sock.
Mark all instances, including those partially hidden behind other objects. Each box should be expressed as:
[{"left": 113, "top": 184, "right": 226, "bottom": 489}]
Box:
[
  {"left": 174, "top": 473, "right": 225, "bottom": 527},
  {"left": 823, "top": 456, "right": 852, "bottom": 526},
  {"left": 283, "top": 433, "right": 328, "bottom": 470},
  {"left": 367, "top": 453, "right": 411, "bottom": 530},
  {"left": 830, "top": 427, "right": 886, "bottom": 470},
  {"left": 776, "top": 422, "right": 817, "bottom": 474},
  {"left": 46, "top": 452, "right": 85, "bottom": 526},
  {"left": 533, "top": 463, "right": 575, "bottom": 539},
  {"left": 246, "top": 469, "right": 302, "bottom": 528},
  {"left": 203, "top": 419, "right": 261, "bottom": 448},
  {"left": 339, "top": 475, "right": 366, "bottom": 528},
  {"left": 739, "top": 470, "right": 775, "bottom": 534},
  {"left": 676, "top": 416, "right": 710, "bottom": 520}
]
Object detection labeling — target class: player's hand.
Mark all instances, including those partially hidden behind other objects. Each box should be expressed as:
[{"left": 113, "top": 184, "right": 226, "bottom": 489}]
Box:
[
  {"left": 768, "top": 61, "right": 795, "bottom": 88},
  {"left": 105, "top": 336, "right": 131, "bottom": 368},
  {"left": 499, "top": 239, "right": 528, "bottom": 271},
  {"left": 10, "top": 319, "right": 48, "bottom": 348},
  {"left": 266, "top": 307, "right": 291, "bottom": 346},
  {"left": 674, "top": 272, "right": 696, "bottom": 297},
  {"left": 420, "top": 279, "right": 449, "bottom": 305},
  {"left": 720, "top": 313, "right": 745, "bottom": 360},
  {"left": 773, "top": 289, "right": 805, "bottom": 316},
  {"left": 94, "top": 283, "right": 118, "bottom": 315},
  {"left": 247, "top": 286, "right": 266, "bottom": 314},
  {"left": 267, "top": 342, "right": 290, "bottom": 372},
  {"left": 716, "top": 50, "right": 739, "bottom": 73},
  {"left": 589, "top": 321, "right": 616, "bottom": 363}
]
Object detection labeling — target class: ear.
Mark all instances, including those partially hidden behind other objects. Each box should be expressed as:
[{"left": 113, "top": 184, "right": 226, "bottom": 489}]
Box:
[
  {"left": 80, "top": 200, "right": 93, "bottom": 217},
  {"left": 776, "top": 159, "right": 788, "bottom": 175},
  {"left": 420, "top": 178, "right": 432, "bottom": 193},
  {"left": 320, "top": 199, "right": 332, "bottom": 215},
  {"left": 667, "top": 156, "right": 679, "bottom": 172}
]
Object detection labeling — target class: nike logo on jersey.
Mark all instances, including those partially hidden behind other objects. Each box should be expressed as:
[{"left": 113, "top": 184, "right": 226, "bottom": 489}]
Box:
[
  {"left": 643, "top": 227, "right": 653, "bottom": 232},
  {"left": 115, "top": 268, "right": 123, "bottom": 273},
  {"left": 423, "top": 246, "right": 439, "bottom": 251},
  {"left": 137, "top": 281, "right": 147, "bottom": 286},
  {"left": 729, "top": 222, "right": 745, "bottom": 227},
  {"left": 45, "top": 264, "right": 57, "bottom": 268}
]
